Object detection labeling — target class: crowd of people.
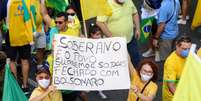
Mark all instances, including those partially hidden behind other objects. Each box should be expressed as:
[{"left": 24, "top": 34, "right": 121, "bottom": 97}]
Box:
[{"left": 0, "top": 0, "right": 201, "bottom": 101}]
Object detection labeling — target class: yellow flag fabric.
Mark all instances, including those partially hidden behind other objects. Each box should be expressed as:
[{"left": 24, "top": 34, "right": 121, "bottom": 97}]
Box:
[
  {"left": 80, "top": 0, "right": 112, "bottom": 20},
  {"left": 8, "top": 0, "right": 34, "bottom": 46},
  {"left": 173, "top": 52, "right": 201, "bottom": 101},
  {"left": 191, "top": 0, "right": 201, "bottom": 30}
]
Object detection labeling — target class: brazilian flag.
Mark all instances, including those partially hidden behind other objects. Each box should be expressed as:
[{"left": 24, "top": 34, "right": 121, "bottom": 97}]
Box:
[
  {"left": 45, "top": 0, "right": 69, "bottom": 12},
  {"left": 2, "top": 64, "right": 28, "bottom": 101},
  {"left": 139, "top": 17, "right": 155, "bottom": 44}
]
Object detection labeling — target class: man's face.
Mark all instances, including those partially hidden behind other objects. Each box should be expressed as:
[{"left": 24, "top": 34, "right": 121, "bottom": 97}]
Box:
[
  {"left": 176, "top": 42, "right": 191, "bottom": 57},
  {"left": 55, "top": 16, "right": 66, "bottom": 31}
]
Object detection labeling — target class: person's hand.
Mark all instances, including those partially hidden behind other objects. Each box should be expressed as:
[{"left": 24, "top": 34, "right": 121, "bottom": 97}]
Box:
[
  {"left": 131, "top": 85, "right": 139, "bottom": 94},
  {"left": 135, "top": 29, "right": 141, "bottom": 40},
  {"left": 47, "top": 85, "right": 56, "bottom": 93},
  {"left": 152, "top": 38, "right": 159, "bottom": 48}
]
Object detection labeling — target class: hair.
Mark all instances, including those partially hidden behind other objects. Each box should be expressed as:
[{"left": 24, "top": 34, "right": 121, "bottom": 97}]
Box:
[
  {"left": 176, "top": 36, "right": 192, "bottom": 47},
  {"left": 137, "top": 59, "right": 158, "bottom": 82},
  {"left": 88, "top": 23, "right": 102, "bottom": 38},
  {"left": 36, "top": 62, "right": 50, "bottom": 76},
  {"left": 56, "top": 12, "right": 67, "bottom": 21},
  {"left": 65, "top": 5, "right": 76, "bottom": 13}
]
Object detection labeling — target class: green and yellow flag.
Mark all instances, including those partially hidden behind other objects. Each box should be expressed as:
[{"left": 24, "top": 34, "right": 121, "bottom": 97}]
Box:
[
  {"left": 191, "top": 0, "right": 201, "bottom": 30},
  {"left": 2, "top": 64, "right": 28, "bottom": 101},
  {"left": 45, "top": 0, "right": 68, "bottom": 12},
  {"left": 80, "top": 0, "right": 112, "bottom": 20},
  {"left": 173, "top": 52, "right": 201, "bottom": 101},
  {"left": 139, "top": 17, "right": 155, "bottom": 44},
  {"left": 22, "top": 0, "right": 36, "bottom": 33}
]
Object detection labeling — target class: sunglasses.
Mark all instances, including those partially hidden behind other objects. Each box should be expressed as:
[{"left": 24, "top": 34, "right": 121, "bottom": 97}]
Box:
[
  {"left": 67, "top": 13, "right": 75, "bottom": 16},
  {"left": 38, "top": 76, "right": 50, "bottom": 80},
  {"left": 55, "top": 21, "right": 64, "bottom": 24}
]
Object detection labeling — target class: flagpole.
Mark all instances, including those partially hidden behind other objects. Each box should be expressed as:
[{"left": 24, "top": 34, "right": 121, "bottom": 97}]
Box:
[{"left": 80, "top": 0, "right": 88, "bottom": 38}]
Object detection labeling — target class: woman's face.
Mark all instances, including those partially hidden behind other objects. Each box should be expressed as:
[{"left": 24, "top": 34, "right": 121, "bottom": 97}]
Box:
[{"left": 140, "top": 64, "right": 153, "bottom": 76}]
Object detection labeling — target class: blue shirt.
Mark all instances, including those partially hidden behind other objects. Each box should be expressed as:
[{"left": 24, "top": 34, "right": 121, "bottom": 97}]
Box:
[{"left": 157, "top": 0, "right": 180, "bottom": 39}]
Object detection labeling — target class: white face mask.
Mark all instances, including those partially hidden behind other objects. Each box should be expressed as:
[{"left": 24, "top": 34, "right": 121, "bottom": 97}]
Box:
[
  {"left": 68, "top": 15, "right": 75, "bottom": 22},
  {"left": 140, "top": 73, "right": 152, "bottom": 82},
  {"left": 38, "top": 79, "right": 50, "bottom": 89}
]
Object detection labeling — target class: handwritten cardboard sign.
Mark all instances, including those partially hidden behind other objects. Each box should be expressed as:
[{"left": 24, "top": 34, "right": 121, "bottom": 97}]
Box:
[{"left": 53, "top": 34, "right": 130, "bottom": 90}]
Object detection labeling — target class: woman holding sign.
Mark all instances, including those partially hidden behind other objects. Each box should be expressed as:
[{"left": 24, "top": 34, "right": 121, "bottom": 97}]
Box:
[{"left": 128, "top": 59, "right": 158, "bottom": 101}]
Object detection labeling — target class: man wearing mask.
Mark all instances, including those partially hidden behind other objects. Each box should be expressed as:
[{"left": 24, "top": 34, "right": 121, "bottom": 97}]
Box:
[
  {"left": 96, "top": 0, "right": 141, "bottom": 68},
  {"left": 162, "top": 36, "right": 192, "bottom": 101}
]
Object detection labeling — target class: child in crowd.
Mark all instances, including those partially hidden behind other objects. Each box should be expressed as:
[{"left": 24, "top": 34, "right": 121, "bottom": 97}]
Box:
[{"left": 29, "top": 67, "right": 63, "bottom": 101}]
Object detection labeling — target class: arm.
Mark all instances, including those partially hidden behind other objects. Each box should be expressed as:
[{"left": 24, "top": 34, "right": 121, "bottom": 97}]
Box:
[
  {"left": 40, "top": 0, "right": 52, "bottom": 27},
  {"left": 96, "top": 21, "right": 112, "bottom": 37},
  {"left": 134, "top": 85, "right": 157, "bottom": 101},
  {"left": 154, "top": 22, "right": 165, "bottom": 39},
  {"left": 133, "top": 13, "right": 141, "bottom": 40},
  {"left": 29, "top": 90, "right": 51, "bottom": 101},
  {"left": 152, "top": 22, "right": 165, "bottom": 47},
  {"left": 136, "top": 92, "right": 155, "bottom": 101},
  {"left": 29, "top": 85, "right": 56, "bottom": 101},
  {"left": 128, "top": 54, "right": 135, "bottom": 80},
  {"left": 167, "top": 82, "right": 176, "bottom": 95}
]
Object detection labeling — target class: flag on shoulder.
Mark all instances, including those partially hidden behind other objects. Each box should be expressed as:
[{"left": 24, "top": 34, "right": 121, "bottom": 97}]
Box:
[{"left": 139, "top": 16, "right": 155, "bottom": 44}]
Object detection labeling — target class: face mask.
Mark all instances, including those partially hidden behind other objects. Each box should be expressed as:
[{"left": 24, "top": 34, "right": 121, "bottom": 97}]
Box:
[
  {"left": 68, "top": 15, "right": 75, "bottom": 22},
  {"left": 140, "top": 73, "right": 152, "bottom": 82},
  {"left": 180, "top": 49, "right": 190, "bottom": 58},
  {"left": 38, "top": 79, "right": 50, "bottom": 89}
]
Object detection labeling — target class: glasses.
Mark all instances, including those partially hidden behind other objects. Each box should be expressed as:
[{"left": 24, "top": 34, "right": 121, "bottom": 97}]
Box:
[
  {"left": 55, "top": 21, "right": 64, "bottom": 24},
  {"left": 38, "top": 76, "right": 50, "bottom": 80},
  {"left": 67, "top": 13, "right": 75, "bottom": 16},
  {"left": 141, "top": 69, "right": 153, "bottom": 76}
]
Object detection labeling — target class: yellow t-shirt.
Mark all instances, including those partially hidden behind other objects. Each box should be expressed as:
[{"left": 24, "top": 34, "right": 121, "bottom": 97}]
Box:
[
  {"left": 97, "top": 0, "right": 137, "bottom": 43},
  {"left": 127, "top": 68, "right": 158, "bottom": 101},
  {"left": 29, "top": 87, "right": 63, "bottom": 101},
  {"left": 50, "top": 18, "right": 80, "bottom": 37},
  {"left": 163, "top": 51, "right": 186, "bottom": 101},
  {"left": 8, "top": 0, "right": 33, "bottom": 46}
]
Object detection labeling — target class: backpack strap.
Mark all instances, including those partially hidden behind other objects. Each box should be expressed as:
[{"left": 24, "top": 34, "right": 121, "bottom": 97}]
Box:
[
  {"left": 165, "top": 0, "right": 176, "bottom": 24},
  {"left": 136, "top": 80, "right": 151, "bottom": 101}
]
